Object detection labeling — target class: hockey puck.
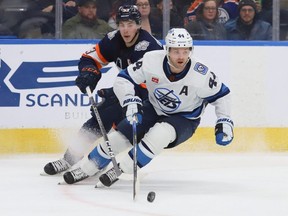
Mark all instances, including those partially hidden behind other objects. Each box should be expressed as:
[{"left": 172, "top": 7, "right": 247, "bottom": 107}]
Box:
[{"left": 147, "top": 191, "right": 156, "bottom": 202}]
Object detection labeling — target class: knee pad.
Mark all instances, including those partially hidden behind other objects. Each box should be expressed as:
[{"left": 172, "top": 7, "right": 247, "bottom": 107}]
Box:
[
  {"left": 120, "top": 122, "right": 176, "bottom": 174},
  {"left": 100, "top": 130, "right": 132, "bottom": 156},
  {"left": 141, "top": 122, "right": 176, "bottom": 155}
]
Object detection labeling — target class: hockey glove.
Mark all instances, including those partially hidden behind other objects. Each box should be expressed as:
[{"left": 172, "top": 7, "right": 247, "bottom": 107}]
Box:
[
  {"left": 122, "top": 96, "right": 143, "bottom": 125},
  {"left": 96, "top": 87, "right": 119, "bottom": 110},
  {"left": 75, "top": 65, "right": 102, "bottom": 93},
  {"left": 215, "top": 118, "right": 234, "bottom": 146}
]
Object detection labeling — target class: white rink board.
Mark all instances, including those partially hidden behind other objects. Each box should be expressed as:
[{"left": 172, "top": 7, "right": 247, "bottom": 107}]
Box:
[
  {"left": 0, "top": 43, "right": 287, "bottom": 128},
  {"left": 0, "top": 43, "right": 119, "bottom": 128}
]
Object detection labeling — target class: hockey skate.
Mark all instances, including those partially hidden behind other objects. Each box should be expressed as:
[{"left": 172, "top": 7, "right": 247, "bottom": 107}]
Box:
[
  {"left": 43, "top": 158, "right": 71, "bottom": 175},
  {"left": 99, "top": 166, "right": 123, "bottom": 187},
  {"left": 63, "top": 167, "right": 89, "bottom": 184}
]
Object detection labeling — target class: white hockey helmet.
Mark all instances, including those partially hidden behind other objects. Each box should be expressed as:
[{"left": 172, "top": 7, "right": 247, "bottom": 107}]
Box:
[{"left": 165, "top": 28, "right": 193, "bottom": 53}]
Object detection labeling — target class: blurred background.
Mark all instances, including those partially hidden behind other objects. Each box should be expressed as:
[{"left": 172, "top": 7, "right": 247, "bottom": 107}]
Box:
[{"left": 0, "top": 0, "right": 287, "bottom": 40}]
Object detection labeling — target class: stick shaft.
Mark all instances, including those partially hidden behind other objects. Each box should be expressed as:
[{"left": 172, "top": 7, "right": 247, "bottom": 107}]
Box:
[
  {"left": 132, "top": 115, "right": 138, "bottom": 200},
  {"left": 86, "top": 87, "right": 121, "bottom": 176}
]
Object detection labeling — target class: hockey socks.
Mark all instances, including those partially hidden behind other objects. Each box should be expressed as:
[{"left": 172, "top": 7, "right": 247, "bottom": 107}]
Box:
[{"left": 88, "top": 144, "right": 111, "bottom": 169}]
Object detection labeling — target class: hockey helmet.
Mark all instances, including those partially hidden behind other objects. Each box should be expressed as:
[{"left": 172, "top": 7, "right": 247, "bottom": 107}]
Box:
[
  {"left": 165, "top": 28, "right": 194, "bottom": 68},
  {"left": 165, "top": 28, "right": 193, "bottom": 50},
  {"left": 116, "top": 5, "right": 141, "bottom": 25}
]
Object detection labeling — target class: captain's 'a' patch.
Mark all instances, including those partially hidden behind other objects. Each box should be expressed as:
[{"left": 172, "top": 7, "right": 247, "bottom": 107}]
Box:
[{"left": 194, "top": 62, "right": 208, "bottom": 75}]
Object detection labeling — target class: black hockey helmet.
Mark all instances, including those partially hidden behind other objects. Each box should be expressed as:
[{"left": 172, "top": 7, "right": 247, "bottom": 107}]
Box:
[{"left": 116, "top": 5, "right": 141, "bottom": 25}]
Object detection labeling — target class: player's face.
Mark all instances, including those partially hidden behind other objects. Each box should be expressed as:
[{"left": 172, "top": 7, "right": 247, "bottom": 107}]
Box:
[
  {"left": 168, "top": 47, "right": 191, "bottom": 73},
  {"left": 118, "top": 20, "right": 140, "bottom": 45},
  {"left": 240, "top": 6, "right": 255, "bottom": 24},
  {"left": 78, "top": 3, "right": 97, "bottom": 20}
]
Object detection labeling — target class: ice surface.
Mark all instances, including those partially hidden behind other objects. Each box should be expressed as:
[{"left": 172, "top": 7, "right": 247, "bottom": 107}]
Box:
[{"left": 1, "top": 152, "right": 288, "bottom": 216}]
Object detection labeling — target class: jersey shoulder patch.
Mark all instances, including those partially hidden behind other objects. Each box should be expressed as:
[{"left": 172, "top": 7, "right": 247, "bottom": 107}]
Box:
[
  {"left": 107, "top": 30, "right": 118, "bottom": 40},
  {"left": 135, "top": 40, "right": 150, "bottom": 51},
  {"left": 194, "top": 62, "right": 208, "bottom": 75},
  {"left": 143, "top": 50, "right": 166, "bottom": 65}
]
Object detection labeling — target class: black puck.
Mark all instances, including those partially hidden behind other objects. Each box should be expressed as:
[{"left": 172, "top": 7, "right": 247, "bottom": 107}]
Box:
[{"left": 147, "top": 191, "right": 156, "bottom": 202}]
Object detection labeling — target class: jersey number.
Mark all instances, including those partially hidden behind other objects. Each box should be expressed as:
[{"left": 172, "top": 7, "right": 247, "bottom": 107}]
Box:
[
  {"left": 209, "top": 72, "right": 217, "bottom": 89},
  {"left": 132, "top": 61, "right": 142, "bottom": 71}
]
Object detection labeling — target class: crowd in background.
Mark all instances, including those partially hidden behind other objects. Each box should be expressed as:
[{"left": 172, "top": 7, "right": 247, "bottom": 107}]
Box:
[{"left": 0, "top": 0, "right": 287, "bottom": 40}]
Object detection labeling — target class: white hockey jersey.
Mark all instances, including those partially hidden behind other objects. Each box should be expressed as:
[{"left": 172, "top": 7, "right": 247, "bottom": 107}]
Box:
[{"left": 114, "top": 50, "right": 231, "bottom": 120}]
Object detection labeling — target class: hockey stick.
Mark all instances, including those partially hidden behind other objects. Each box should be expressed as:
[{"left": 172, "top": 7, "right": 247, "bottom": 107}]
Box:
[
  {"left": 132, "top": 114, "right": 139, "bottom": 201},
  {"left": 86, "top": 87, "right": 122, "bottom": 176}
]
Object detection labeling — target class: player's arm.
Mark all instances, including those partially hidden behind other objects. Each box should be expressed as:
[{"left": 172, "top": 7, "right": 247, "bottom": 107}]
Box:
[
  {"left": 113, "top": 59, "right": 146, "bottom": 105},
  {"left": 199, "top": 71, "right": 234, "bottom": 146},
  {"left": 76, "top": 35, "right": 112, "bottom": 93},
  {"left": 113, "top": 60, "right": 146, "bottom": 124}
]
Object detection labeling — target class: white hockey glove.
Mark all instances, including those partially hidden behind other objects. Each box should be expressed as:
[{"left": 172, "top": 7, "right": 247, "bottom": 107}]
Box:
[
  {"left": 215, "top": 118, "right": 234, "bottom": 146},
  {"left": 122, "top": 96, "right": 143, "bottom": 125}
]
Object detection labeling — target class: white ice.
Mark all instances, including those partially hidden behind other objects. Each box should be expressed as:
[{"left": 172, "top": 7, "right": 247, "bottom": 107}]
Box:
[{"left": 1, "top": 152, "right": 288, "bottom": 216}]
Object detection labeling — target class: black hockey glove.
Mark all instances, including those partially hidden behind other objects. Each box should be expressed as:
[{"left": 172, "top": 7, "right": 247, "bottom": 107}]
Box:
[
  {"left": 95, "top": 87, "right": 119, "bottom": 110},
  {"left": 122, "top": 96, "right": 143, "bottom": 125},
  {"left": 75, "top": 65, "right": 102, "bottom": 93}
]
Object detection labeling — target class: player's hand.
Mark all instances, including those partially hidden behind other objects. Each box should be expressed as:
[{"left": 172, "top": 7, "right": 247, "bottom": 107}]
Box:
[
  {"left": 97, "top": 87, "right": 117, "bottom": 100},
  {"left": 96, "top": 87, "right": 119, "bottom": 109},
  {"left": 122, "top": 96, "right": 143, "bottom": 125},
  {"left": 215, "top": 118, "right": 234, "bottom": 146},
  {"left": 75, "top": 65, "right": 101, "bottom": 93}
]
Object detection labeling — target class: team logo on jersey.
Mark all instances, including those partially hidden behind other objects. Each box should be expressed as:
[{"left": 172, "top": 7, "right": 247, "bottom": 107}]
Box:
[
  {"left": 194, "top": 62, "right": 208, "bottom": 75},
  {"left": 218, "top": 7, "right": 230, "bottom": 24},
  {"left": 135, "top": 41, "right": 150, "bottom": 51},
  {"left": 154, "top": 88, "right": 181, "bottom": 113},
  {"left": 107, "top": 30, "right": 117, "bottom": 40}
]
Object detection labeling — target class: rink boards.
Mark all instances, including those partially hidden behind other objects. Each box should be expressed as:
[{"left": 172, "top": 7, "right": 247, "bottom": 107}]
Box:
[
  {"left": 0, "top": 40, "right": 287, "bottom": 153},
  {"left": 0, "top": 127, "right": 288, "bottom": 154}
]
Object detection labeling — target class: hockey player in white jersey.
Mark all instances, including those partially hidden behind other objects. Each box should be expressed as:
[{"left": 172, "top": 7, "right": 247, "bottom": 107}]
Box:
[
  {"left": 98, "top": 27, "right": 234, "bottom": 186},
  {"left": 63, "top": 28, "right": 233, "bottom": 186}
]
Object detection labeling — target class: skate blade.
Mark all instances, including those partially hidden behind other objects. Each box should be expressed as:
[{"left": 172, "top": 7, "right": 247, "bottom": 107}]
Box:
[
  {"left": 57, "top": 181, "right": 66, "bottom": 185},
  {"left": 95, "top": 181, "right": 104, "bottom": 188},
  {"left": 40, "top": 172, "right": 63, "bottom": 176}
]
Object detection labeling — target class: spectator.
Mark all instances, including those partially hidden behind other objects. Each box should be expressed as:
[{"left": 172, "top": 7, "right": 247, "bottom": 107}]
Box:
[
  {"left": 173, "top": 0, "right": 192, "bottom": 22},
  {"left": 17, "top": 0, "right": 77, "bottom": 38},
  {"left": 36, "top": 0, "right": 78, "bottom": 22},
  {"left": 185, "top": 0, "right": 227, "bottom": 40},
  {"left": 259, "top": 0, "right": 288, "bottom": 40},
  {"left": 62, "top": 0, "right": 113, "bottom": 39},
  {"left": 149, "top": 0, "right": 184, "bottom": 39},
  {"left": 186, "top": 0, "right": 205, "bottom": 23},
  {"left": 107, "top": 0, "right": 135, "bottom": 30},
  {"left": 96, "top": 0, "right": 117, "bottom": 22},
  {"left": 186, "top": 0, "right": 240, "bottom": 25},
  {"left": 0, "top": 0, "right": 36, "bottom": 38},
  {"left": 135, "top": 0, "right": 152, "bottom": 34},
  {"left": 108, "top": 0, "right": 124, "bottom": 29},
  {"left": 225, "top": 0, "right": 272, "bottom": 40},
  {"left": 218, "top": 0, "right": 240, "bottom": 23},
  {"left": 17, "top": 13, "right": 55, "bottom": 38}
]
